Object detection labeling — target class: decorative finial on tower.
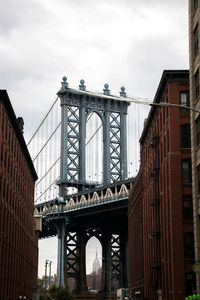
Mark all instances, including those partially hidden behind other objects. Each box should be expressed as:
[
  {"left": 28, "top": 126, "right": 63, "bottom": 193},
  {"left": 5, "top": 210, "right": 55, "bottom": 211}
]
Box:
[
  {"left": 61, "top": 76, "right": 68, "bottom": 90},
  {"left": 79, "top": 79, "right": 86, "bottom": 91},
  {"left": 120, "top": 86, "right": 127, "bottom": 98},
  {"left": 103, "top": 83, "right": 110, "bottom": 95}
]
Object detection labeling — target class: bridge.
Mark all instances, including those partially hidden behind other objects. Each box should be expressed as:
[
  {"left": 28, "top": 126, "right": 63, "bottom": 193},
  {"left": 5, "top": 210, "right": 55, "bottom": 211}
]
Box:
[{"left": 29, "top": 77, "right": 150, "bottom": 298}]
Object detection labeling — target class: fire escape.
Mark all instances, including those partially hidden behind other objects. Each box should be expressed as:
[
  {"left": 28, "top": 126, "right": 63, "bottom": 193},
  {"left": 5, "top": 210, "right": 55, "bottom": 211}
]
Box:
[{"left": 148, "top": 133, "right": 161, "bottom": 290}]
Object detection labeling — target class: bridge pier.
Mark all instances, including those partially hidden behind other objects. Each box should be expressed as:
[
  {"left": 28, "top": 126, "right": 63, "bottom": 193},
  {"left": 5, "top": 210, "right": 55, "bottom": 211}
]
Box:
[
  {"left": 101, "top": 232, "right": 112, "bottom": 292},
  {"left": 56, "top": 219, "right": 66, "bottom": 287},
  {"left": 120, "top": 231, "right": 129, "bottom": 288},
  {"left": 76, "top": 229, "right": 87, "bottom": 292}
]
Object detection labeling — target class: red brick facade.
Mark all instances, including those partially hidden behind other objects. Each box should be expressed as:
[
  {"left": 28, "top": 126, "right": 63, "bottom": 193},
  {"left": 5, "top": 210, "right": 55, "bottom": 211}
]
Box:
[
  {"left": 128, "top": 71, "right": 195, "bottom": 300},
  {"left": 0, "top": 90, "right": 38, "bottom": 299},
  {"left": 128, "top": 171, "right": 144, "bottom": 298}
]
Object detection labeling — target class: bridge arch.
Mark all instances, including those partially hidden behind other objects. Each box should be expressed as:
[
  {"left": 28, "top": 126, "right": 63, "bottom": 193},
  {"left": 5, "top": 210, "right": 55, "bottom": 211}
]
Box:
[
  {"left": 104, "top": 187, "right": 114, "bottom": 199},
  {"left": 86, "top": 236, "right": 102, "bottom": 290},
  {"left": 119, "top": 184, "right": 128, "bottom": 195}
]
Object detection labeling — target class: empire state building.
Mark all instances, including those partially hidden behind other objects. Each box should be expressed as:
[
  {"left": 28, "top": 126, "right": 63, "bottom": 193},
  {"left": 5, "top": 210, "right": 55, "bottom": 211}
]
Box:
[{"left": 92, "top": 250, "right": 101, "bottom": 274}]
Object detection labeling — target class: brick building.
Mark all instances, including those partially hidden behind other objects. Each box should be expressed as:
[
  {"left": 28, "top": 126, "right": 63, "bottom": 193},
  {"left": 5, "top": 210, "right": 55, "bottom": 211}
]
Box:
[
  {"left": 0, "top": 90, "right": 38, "bottom": 299},
  {"left": 87, "top": 268, "right": 101, "bottom": 291},
  {"left": 189, "top": 0, "right": 200, "bottom": 292},
  {"left": 128, "top": 171, "right": 144, "bottom": 298},
  {"left": 128, "top": 70, "right": 195, "bottom": 299}
]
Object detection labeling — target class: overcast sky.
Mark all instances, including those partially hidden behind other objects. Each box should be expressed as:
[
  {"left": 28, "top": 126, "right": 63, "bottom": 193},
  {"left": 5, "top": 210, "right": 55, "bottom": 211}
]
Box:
[{"left": 0, "top": 0, "right": 189, "bottom": 278}]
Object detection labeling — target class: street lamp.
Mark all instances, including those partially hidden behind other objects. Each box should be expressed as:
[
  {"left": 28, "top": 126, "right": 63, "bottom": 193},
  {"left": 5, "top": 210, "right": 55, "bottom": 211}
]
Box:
[
  {"left": 45, "top": 259, "right": 49, "bottom": 292},
  {"left": 149, "top": 101, "right": 200, "bottom": 113},
  {"left": 67, "top": 85, "right": 200, "bottom": 114}
]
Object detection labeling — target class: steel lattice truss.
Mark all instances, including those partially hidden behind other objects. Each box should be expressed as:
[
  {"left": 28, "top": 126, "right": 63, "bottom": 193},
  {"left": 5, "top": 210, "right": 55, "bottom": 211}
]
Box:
[
  {"left": 111, "top": 234, "right": 121, "bottom": 285},
  {"left": 110, "top": 113, "right": 121, "bottom": 182},
  {"left": 58, "top": 86, "right": 129, "bottom": 187},
  {"left": 66, "top": 107, "right": 80, "bottom": 181},
  {"left": 66, "top": 232, "right": 79, "bottom": 288}
]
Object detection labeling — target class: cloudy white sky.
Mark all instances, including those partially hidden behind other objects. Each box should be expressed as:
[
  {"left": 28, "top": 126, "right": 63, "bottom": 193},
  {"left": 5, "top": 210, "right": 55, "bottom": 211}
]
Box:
[{"left": 0, "top": 0, "right": 189, "bottom": 277}]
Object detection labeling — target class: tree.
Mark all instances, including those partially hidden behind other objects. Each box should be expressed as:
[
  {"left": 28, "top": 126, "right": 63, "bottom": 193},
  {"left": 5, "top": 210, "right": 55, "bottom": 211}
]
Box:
[{"left": 40, "top": 285, "right": 75, "bottom": 300}]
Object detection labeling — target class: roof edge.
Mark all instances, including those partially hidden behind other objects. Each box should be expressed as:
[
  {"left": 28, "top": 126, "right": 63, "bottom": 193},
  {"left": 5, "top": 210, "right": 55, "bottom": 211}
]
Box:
[
  {"left": 0, "top": 90, "right": 38, "bottom": 181},
  {"left": 139, "top": 70, "right": 189, "bottom": 145}
]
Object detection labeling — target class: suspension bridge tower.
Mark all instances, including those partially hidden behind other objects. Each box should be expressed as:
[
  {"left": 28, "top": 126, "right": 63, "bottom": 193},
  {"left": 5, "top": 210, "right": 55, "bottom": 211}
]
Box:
[
  {"left": 35, "top": 77, "right": 131, "bottom": 299},
  {"left": 57, "top": 77, "right": 129, "bottom": 194}
]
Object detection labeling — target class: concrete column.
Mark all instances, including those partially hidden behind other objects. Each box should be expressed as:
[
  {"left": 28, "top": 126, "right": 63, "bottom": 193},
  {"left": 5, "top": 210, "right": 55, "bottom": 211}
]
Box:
[{"left": 56, "top": 220, "right": 66, "bottom": 287}]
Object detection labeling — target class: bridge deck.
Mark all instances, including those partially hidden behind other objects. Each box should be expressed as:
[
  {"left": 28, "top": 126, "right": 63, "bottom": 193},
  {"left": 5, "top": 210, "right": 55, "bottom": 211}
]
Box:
[{"left": 35, "top": 178, "right": 134, "bottom": 239}]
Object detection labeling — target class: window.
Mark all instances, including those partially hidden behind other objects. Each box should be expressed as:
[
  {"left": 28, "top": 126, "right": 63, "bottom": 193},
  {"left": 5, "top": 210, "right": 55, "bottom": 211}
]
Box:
[
  {"left": 180, "top": 91, "right": 190, "bottom": 113},
  {"left": 194, "top": 23, "right": 199, "bottom": 56},
  {"left": 194, "top": 68, "right": 199, "bottom": 99},
  {"left": 184, "top": 232, "right": 195, "bottom": 259},
  {"left": 183, "top": 194, "right": 193, "bottom": 220},
  {"left": 182, "top": 159, "right": 192, "bottom": 184},
  {"left": 196, "top": 116, "right": 200, "bottom": 146},
  {"left": 185, "top": 272, "right": 196, "bottom": 296},
  {"left": 194, "top": 0, "right": 199, "bottom": 11},
  {"left": 181, "top": 124, "right": 191, "bottom": 148}
]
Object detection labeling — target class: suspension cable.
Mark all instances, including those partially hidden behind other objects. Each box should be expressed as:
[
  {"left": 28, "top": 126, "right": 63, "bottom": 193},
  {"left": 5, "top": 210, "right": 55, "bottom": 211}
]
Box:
[
  {"left": 27, "top": 96, "right": 59, "bottom": 146},
  {"left": 86, "top": 124, "right": 102, "bottom": 146},
  {"left": 33, "top": 122, "right": 61, "bottom": 162},
  {"left": 35, "top": 176, "right": 60, "bottom": 202},
  {"left": 35, "top": 157, "right": 60, "bottom": 187}
]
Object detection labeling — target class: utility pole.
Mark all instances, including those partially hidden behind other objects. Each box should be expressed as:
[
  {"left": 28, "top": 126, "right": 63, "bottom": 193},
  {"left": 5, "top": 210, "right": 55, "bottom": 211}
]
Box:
[
  {"left": 49, "top": 261, "right": 52, "bottom": 289},
  {"left": 45, "top": 260, "right": 49, "bottom": 292}
]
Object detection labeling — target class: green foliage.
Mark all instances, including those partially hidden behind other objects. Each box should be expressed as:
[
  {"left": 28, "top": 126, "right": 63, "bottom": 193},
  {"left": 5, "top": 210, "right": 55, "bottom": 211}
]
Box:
[
  {"left": 38, "top": 276, "right": 46, "bottom": 294},
  {"left": 40, "top": 285, "right": 75, "bottom": 300},
  {"left": 40, "top": 294, "right": 52, "bottom": 300},
  {"left": 185, "top": 295, "right": 200, "bottom": 300}
]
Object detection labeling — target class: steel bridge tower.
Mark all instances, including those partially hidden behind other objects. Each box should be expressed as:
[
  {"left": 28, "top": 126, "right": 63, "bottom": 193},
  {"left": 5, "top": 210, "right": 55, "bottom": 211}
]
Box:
[
  {"left": 53, "top": 77, "right": 130, "bottom": 296},
  {"left": 57, "top": 77, "right": 129, "bottom": 191}
]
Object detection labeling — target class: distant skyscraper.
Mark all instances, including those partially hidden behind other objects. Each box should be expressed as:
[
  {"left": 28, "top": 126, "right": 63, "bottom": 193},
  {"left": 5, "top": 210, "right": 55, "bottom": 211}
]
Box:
[
  {"left": 87, "top": 251, "right": 102, "bottom": 291},
  {"left": 92, "top": 250, "right": 101, "bottom": 274}
]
